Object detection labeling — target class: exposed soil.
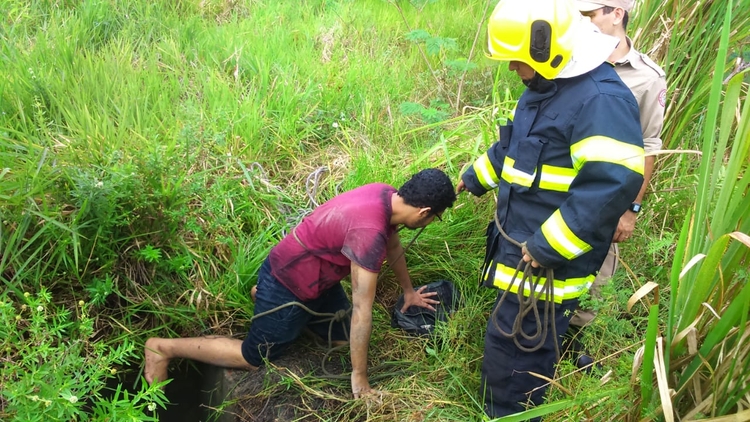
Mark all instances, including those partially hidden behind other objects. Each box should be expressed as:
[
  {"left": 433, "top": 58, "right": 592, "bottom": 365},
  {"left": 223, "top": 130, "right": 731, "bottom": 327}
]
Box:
[{"left": 222, "top": 335, "right": 352, "bottom": 422}]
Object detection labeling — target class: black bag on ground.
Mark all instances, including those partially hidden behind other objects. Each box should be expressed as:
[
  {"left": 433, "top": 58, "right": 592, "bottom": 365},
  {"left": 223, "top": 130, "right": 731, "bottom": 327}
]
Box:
[{"left": 390, "top": 279, "right": 461, "bottom": 336}]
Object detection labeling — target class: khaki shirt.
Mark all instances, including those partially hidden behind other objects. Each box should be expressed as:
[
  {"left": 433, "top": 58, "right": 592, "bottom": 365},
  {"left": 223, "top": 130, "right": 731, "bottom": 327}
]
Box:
[{"left": 614, "top": 39, "right": 667, "bottom": 153}]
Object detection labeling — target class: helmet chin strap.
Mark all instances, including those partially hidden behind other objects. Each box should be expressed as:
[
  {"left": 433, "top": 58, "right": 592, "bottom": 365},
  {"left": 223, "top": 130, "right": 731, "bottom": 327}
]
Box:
[
  {"left": 522, "top": 72, "right": 544, "bottom": 90},
  {"left": 521, "top": 71, "right": 538, "bottom": 87},
  {"left": 522, "top": 72, "right": 556, "bottom": 92}
]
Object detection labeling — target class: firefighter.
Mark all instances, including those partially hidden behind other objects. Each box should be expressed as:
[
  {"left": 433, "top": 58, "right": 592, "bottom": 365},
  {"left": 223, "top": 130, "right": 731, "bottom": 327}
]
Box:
[{"left": 456, "top": 0, "right": 644, "bottom": 418}]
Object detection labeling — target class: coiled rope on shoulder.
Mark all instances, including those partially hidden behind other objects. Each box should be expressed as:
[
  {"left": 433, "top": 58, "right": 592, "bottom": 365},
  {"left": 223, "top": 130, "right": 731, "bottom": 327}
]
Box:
[{"left": 490, "top": 212, "right": 560, "bottom": 360}]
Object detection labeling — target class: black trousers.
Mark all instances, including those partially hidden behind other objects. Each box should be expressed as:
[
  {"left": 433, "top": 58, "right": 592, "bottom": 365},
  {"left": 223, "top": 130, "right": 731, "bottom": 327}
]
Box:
[{"left": 481, "top": 291, "right": 578, "bottom": 420}]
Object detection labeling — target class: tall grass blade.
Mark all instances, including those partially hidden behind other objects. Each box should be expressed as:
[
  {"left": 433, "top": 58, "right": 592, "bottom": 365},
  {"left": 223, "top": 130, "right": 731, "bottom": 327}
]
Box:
[
  {"left": 640, "top": 303, "right": 659, "bottom": 415},
  {"left": 678, "top": 254, "right": 750, "bottom": 386},
  {"left": 639, "top": 1, "right": 750, "bottom": 418}
]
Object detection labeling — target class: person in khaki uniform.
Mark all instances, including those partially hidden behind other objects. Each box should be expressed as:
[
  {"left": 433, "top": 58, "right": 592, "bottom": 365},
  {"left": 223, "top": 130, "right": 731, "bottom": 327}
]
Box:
[{"left": 569, "top": 0, "right": 667, "bottom": 366}]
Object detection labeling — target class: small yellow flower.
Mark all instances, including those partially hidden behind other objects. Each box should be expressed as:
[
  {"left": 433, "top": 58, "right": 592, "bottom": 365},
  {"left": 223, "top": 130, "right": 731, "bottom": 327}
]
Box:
[
  {"left": 24, "top": 292, "right": 30, "bottom": 298},
  {"left": 68, "top": 395, "right": 78, "bottom": 404},
  {"left": 78, "top": 300, "right": 85, "bottom": 307},
  {"left": 21, "top": 304, "right": 27, "bottom": 311},
  {"left": 110, "top": 368, "right": 117, "bottom": 375},
  {"left": 15, "top": 315, "right": 21, "bottom": 321},
  {"left": 147, "top": 403, "right": 157, "bottom": 412},
  {"left": 37, "top": 305, "right": 44, "bottom": 312}
]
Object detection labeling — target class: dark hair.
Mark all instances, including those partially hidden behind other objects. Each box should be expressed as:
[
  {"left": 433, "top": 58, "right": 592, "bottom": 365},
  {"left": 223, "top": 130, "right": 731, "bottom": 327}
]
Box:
[
  {"left": 601, "top": 6, "right": 629, "bottom": 31},
  {"left": 398, "top": 168, "right": 456, "bottom": 215}
]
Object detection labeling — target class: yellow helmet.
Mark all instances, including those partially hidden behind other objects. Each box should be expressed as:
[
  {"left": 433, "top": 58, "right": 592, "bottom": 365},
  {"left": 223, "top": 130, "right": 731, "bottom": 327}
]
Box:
[{"left": 487, "top": 0, "right": 579, "bottom": 80}]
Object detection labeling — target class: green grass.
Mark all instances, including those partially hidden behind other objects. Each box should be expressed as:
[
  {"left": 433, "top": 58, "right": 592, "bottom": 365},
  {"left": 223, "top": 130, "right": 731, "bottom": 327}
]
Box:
[
  {"left": 1, "top": 0, "right": 748, "bottom": 420},
  {"left": 630, "top": 0, "right": 750, "bottom": 150}
]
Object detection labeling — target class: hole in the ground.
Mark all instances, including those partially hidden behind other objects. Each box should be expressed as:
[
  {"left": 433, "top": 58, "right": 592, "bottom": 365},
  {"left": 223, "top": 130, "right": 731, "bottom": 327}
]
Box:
[{"left": 99, "top": 361, "right": 230, "bottom": 422}]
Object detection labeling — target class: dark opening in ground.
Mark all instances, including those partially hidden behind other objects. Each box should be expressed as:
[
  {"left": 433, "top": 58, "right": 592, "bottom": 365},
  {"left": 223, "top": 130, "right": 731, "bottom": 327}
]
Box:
[{"left": 101, "top": 361, "right": 219, "bottom": 422}]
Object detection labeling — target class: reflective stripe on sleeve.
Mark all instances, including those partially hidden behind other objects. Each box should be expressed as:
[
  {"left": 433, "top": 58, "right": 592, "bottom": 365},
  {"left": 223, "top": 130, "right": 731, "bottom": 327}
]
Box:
[
  {"left": 541, "top": 210, "right": 593, "bottom": 260},
  {"left": 570, "top": 135, "right": 645, "bottom": 174},
  {"left": 539, "top": 164, "right": 576, "bottom": 192},
  {"left": 490, "top": 261, "right": 595, "bottom": 303},
  {"left": 472, "top": 152, "right": 500, "bottom": 190}
]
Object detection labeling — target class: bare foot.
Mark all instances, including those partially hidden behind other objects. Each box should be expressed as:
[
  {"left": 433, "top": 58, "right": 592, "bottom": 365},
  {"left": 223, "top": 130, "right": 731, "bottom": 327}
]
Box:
[
  {"left": 144, "top": 338, "right": 170, "bottom": 385},
  {"left": 251, "top": 285, "right": 257, "bottom": 302}
]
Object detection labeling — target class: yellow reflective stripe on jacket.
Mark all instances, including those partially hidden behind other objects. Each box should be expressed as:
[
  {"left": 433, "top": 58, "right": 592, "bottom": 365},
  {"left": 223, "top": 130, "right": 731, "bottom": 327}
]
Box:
[
  {"left": 570, "top": 136, "right": 645, "bottom": 174},
  {"left": 539, "top": 164, "right": 576, "bottom": 192},
  {"left": 541, "top": 210, "right": 592, "bottom": 260},
  {"left": 501, "top": 158, "right": 576, "bottom": 192},
  {"left": 473, "top": 152, "right": 500, "bottom": 190},
  {"left": 500, "top": 157, "right": 536, "bottom": 187},
  {"left": 489, "top": 262, "right": 595, "bottom": 303}
]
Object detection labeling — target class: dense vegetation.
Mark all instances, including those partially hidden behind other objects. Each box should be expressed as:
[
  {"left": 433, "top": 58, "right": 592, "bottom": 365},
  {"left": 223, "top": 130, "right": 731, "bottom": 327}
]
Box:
[{"left": 1, "top": 0, "right": 748, "bottom": 420}]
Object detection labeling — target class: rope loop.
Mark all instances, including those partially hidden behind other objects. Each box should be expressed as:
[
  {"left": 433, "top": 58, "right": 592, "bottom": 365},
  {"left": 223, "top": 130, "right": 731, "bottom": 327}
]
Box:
[
  {"left": 333, "top": 308, "right": 349, "bottom": 322},
  {"left": 491, "top": 215, "right": 560, "bottom": 360}
]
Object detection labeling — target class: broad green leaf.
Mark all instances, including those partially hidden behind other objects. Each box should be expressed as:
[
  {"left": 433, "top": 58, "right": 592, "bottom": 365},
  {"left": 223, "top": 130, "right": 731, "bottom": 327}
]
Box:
[{"left": 675, "top": 235, "right": 731, "bottom": 342}]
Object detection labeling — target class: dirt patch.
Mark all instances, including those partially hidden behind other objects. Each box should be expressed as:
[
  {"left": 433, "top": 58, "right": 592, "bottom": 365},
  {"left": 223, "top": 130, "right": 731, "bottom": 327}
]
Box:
[{"left": 219, "top": 336, "right": 352, "bottom": 422}]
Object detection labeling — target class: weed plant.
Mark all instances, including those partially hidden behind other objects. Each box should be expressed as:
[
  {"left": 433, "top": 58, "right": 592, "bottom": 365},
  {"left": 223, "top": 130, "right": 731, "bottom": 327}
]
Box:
[{"left": 0, "top": 289, "right": 168, "bottom": 420}]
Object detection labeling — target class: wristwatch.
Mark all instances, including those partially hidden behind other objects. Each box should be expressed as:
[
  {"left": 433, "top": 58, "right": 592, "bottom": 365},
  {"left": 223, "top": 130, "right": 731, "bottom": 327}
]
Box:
[{"left": 629, "top": 202, "right": 642, "bottom": 213}]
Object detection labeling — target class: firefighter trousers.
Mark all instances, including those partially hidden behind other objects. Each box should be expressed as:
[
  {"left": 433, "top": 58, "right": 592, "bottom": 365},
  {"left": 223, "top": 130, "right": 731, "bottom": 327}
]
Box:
[{"left": 481, "top": 291, "right": 579, "bottom": 420}]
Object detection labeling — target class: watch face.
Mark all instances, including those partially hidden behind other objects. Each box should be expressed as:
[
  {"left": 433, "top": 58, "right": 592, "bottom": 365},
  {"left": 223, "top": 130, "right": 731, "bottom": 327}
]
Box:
[{"left": 630, "top": 203, "right": 641, "bottom": 213}]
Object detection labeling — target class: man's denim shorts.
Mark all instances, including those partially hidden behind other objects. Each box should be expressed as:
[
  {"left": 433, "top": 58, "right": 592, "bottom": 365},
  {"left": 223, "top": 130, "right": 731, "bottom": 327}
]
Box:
[{"left": 241, "top": 257, "right": 351, "bottom": 367}]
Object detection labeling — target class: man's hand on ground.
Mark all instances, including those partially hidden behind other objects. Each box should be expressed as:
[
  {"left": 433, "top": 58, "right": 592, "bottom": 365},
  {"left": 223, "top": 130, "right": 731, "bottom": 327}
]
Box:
[
  {"left": 613, "top": 211, "right": 636, "bottom": 243},
  {"left": 400, "top": 286, "right": 439, "bottom": 313},
  {"left": 352, "top": 371, "right": 377, "bottom": 399},
  {"left": 355, "top": 389, "right": 384, "bottom": 405}
]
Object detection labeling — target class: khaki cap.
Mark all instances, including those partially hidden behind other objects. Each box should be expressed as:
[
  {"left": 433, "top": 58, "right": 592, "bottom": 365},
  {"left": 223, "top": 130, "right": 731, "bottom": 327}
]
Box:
[{"left": 576, "top": 0, "right": 634, "bottom": 12}]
